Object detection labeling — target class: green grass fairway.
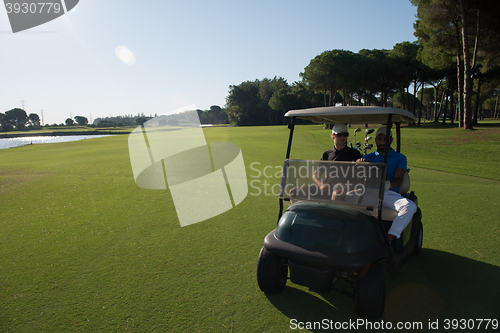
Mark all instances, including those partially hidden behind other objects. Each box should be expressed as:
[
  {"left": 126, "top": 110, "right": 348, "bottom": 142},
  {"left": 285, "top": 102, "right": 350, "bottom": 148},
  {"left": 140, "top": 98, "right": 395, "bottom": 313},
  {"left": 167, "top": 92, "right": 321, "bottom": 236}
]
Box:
[{"left": 1, "top": 123, "right": 499, "bottom": 332}]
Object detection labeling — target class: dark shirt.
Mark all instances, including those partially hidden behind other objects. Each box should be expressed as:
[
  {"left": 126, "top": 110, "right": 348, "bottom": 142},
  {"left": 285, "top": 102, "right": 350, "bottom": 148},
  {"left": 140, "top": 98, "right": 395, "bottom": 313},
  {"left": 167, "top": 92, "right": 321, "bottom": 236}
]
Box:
[{"left": 321, "top": 146, "right": 362, "bottom": 162}]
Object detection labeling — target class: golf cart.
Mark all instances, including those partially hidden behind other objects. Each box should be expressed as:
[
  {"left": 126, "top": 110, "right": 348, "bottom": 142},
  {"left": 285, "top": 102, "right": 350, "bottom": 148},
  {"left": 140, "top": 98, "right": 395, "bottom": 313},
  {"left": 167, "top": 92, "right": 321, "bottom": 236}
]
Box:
[{"left": 256, "top": 106, "right": 423, "bottom": 319}]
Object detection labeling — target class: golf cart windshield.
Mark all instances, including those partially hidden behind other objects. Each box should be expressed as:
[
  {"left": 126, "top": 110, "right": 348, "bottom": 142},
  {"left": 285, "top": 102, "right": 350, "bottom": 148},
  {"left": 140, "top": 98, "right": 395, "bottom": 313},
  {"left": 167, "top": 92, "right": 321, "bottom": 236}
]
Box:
[{"left": 279, "top": 160, "right": 386, "bottom": 216}]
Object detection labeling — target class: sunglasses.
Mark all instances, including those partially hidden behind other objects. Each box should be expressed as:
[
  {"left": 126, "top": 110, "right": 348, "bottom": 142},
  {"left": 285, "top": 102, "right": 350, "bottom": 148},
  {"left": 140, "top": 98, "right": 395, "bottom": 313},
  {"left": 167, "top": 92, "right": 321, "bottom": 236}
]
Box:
[{"left": 335, "top": 133, "right": 349, "bottom": 137}]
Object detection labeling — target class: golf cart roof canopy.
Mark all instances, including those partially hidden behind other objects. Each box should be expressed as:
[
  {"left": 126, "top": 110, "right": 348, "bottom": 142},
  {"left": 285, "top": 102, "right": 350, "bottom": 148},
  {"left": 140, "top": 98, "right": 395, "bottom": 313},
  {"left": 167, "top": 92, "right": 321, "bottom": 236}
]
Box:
[{"left": 284, "top": 106, "right": 417, "bottom": 125}]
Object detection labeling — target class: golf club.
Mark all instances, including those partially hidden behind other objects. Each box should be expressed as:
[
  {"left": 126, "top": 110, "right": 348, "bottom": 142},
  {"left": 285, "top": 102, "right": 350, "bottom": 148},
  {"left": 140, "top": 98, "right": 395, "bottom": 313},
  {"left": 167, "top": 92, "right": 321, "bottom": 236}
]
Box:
[
  {"left": 364, "top": 143, "right": 373, "bottom": 155},
  {"left": 354, "top": 128, "right": 361, "bottom": 150},
  {"left": 365, "top": 129, "right": 374, "bottom": 144},
  {"left": 363, "top": 129, "right": 374, "bottom": 154}
]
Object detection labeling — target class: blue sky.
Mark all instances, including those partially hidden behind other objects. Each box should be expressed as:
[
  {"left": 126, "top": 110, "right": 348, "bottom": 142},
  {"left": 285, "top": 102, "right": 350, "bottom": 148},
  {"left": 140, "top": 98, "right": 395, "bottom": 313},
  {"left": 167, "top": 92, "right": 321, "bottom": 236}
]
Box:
[{"left": 0, "top": 0, "right": 418, "bottom": 125}]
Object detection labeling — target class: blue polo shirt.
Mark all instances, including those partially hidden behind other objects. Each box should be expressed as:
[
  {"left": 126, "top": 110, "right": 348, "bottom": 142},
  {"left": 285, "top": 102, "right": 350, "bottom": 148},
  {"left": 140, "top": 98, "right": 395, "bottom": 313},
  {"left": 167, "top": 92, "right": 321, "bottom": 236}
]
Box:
[{"left": 362, "top": 149, "right": 407, "bottom": 192}]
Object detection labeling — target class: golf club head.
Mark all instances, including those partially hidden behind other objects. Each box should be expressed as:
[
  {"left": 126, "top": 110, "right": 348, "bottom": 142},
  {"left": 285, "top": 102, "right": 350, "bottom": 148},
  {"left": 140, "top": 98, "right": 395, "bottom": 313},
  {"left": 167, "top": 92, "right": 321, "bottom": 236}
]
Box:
[
  {"left": 365, "top": 129, "right": 374, "bottom": 135},
  {"left": 365, "top": 136, "right": 372, "bottom": 142},
  {"left": 354, "top": 128, "right": 361, "bottom": 133},
  {"left": 363, "top": 143, "right": 374, "bottom": 154},
  {"left": 355, "top": 142, "right": 361, "bottom": 148}
]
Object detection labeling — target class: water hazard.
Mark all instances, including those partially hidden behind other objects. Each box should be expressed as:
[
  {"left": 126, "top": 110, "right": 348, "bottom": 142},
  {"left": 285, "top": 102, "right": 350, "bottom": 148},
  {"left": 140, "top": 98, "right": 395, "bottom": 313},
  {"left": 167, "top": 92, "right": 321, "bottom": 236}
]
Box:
[{"left": 0, "top": 135, "right": 114, "bottom": 149}]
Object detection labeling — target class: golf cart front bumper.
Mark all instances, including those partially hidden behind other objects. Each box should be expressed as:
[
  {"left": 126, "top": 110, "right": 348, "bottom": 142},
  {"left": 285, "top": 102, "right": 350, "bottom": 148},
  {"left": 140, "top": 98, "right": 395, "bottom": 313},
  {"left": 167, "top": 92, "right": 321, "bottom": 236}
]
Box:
[{"left": 264, "top": 230, "right": 390, "bottom": 291}]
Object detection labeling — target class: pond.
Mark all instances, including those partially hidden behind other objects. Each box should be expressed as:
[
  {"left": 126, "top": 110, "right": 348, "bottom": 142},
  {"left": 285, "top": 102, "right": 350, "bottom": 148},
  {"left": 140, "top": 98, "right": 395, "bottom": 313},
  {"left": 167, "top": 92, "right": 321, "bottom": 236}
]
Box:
[{"left": 0, "top": 135, "right": 115, "bottom": 149}]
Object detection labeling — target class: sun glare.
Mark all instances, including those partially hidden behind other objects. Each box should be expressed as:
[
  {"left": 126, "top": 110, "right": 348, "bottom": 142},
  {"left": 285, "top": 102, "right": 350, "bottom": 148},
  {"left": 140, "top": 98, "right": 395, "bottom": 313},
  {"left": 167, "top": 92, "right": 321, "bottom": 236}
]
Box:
[{"left": 115, "top": 45, "right": 136, "bottom": 65}]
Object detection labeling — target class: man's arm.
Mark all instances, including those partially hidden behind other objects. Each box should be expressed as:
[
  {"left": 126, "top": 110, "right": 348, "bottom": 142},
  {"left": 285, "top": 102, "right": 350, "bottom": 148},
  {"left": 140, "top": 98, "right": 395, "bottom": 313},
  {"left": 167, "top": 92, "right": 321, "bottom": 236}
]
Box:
[
  {"left": 312, "top": 170, "right": 323, "bottom": 188},
  {"left": 314, "top": 154, "right": 327, "bottom": 187},
  {"left": 390, "top": 152, "right": 408, "bottom": 189},
  {"left": 390, "top": 167, "right": 406, "bottom": 189},
  {"left": 356, "top": 152, "right": 372, "bottom": 163}
]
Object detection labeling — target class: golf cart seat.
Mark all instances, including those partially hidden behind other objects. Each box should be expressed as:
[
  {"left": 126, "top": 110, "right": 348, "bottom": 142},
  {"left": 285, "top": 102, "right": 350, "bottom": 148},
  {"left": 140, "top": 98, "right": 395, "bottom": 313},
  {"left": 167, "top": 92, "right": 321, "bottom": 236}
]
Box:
[
  {"left": 398, "top": 170, "right": 410, "bottom": 195},
  {"left": 380, "top": 171, "right": 410, "bottom": 221}
]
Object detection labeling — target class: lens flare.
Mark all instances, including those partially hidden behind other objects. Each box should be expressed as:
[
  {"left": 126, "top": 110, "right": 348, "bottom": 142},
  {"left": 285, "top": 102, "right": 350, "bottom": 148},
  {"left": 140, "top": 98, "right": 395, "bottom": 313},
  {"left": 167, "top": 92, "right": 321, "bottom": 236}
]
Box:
[{"left": 115, "top": 45, "right": 136, "bottom": 65}]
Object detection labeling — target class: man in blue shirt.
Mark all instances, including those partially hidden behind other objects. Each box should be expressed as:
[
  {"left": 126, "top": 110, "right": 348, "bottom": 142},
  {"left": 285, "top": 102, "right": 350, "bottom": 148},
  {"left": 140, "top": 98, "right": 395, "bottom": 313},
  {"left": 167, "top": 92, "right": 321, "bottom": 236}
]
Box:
[{"left": 358, "top": 127, "right": 417, "bottom": 243}]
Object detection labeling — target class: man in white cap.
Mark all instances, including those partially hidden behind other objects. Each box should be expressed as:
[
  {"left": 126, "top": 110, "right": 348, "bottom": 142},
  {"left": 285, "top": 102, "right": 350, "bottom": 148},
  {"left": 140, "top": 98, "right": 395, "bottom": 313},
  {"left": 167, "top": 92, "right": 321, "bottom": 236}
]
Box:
[
  {"left": 358, "top": 127, "right": 417, "bottom": 242},
  {"left": 310, "top": 124, "right": 361, "bottom": 197},
  {"left": 320, "top": 123, "right": 362, "bottom": 161}
]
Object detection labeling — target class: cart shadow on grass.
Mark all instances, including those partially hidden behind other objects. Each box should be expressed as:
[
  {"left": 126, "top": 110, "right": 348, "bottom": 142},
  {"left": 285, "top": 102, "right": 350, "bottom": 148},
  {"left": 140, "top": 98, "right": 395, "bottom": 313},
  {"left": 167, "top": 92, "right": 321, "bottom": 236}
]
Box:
[{"left": 265, "top": 249, "right": 500, "bottom": 331}]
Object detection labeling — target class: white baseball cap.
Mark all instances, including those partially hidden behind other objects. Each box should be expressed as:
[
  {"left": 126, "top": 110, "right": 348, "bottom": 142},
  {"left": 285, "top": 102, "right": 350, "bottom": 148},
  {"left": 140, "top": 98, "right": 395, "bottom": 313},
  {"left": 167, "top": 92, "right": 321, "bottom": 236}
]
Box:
[
  {"left": 332, "top": 123, "right": 348, "bottom": 134},
  {"left": 375, "top": 127, "right": 392, "bottom": 138}
]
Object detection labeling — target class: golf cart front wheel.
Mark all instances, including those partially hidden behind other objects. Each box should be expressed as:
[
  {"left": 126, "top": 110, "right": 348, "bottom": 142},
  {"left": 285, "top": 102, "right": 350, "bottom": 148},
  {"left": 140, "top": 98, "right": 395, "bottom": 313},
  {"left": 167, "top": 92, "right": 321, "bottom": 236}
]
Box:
[
  {"left": 256, "top": 246, "right": 287, "bottom": 294},
  {"left": 355, "top": 262, "right": 386, "bottom": 319}
]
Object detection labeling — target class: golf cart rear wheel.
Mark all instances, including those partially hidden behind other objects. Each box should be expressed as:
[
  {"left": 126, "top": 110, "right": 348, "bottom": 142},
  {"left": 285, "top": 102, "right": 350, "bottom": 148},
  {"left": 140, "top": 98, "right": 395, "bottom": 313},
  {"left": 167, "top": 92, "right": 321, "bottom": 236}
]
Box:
[
  {"left": 355, "top": 262, "right": 385, "bottom": 319},
  {"left": 256, "top": 246, "right": 287, "bottom": 294},
  {"left": 412, "top": 220, "right": 423, "bottom": 256}
]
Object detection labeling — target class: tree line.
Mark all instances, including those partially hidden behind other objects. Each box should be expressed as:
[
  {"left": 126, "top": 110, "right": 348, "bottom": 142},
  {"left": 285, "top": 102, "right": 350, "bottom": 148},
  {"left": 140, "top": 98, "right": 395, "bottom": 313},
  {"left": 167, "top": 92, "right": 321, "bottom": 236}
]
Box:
[
  {"left": 0, "top": 108, "right": 41, "bottom": 131},
  {"left": 412, "top": 0, "right": 500, "bottom": 129},
  {"left": 225, "top": 0, "right": 500, "bottom": 129},
  {"left": 0, "top": 107, "right": 228, "bottom": 132},
  {"left": 0, "top": 108, "right": 94, "bottom": 132},
  {"left": 92, "top": 107, "right": 229, "bottom": 127}
]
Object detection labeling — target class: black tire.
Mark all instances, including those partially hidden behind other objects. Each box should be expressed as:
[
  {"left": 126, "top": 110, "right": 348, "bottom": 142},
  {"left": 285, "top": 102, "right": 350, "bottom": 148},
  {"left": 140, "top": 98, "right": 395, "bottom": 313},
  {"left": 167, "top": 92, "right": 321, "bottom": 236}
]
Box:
[
  {"left": 256, "top": 246, "right": 287, "bottom": 294},
  {"left": 412, "top": 220, "right": 423, "bottom": 256},
  {"left": 355, "top": 262, "right": 386, "bottom": 319}
]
